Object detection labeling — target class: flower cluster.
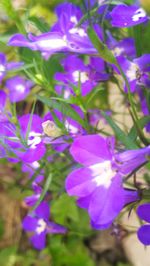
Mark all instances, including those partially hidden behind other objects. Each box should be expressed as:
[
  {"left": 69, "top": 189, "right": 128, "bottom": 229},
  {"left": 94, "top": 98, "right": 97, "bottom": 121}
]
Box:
[{"left": 1, "top": 0, "right": 150, "bottom": 251}]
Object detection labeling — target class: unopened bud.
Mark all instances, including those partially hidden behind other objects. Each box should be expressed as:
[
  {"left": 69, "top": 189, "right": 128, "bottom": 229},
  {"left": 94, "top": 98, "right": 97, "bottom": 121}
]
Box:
[{"left": 42, "top": 120, "right": 62, "bottom": 138}]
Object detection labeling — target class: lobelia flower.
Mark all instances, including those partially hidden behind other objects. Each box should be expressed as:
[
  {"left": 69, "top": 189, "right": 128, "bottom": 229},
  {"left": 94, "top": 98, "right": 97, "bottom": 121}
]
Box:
[
  {"left": 0, "top": 114, "right": 46, "bottom": 163},
  {"left": 0, "top": 90, "right": 8, "bottom": 122},
  {"left": 137, "top": 88, "right": 150, "bottom": 132},
  {"left": 8, "top": 3, "right": 99, "bottom": 58},
  {"left": 0, "top": 52, "right": 23, "bottom": 83},
  {"left": 6, "top": 75, "right": 33, "bottom": 102},
  {"left": 137, "top": 203, "right": 150, "bottom": 245},
  {"left": 116, "top": 54, "right": 150, "bottom": 92},
  {"left": 24, "top": 184, "right": 42, "bottom": 207},
  {"left": 110, "top": 4, "right": 148, "bottom": 28},
  {"left": 106, "top": 32, "right": 136, "bottom": 59},
  {"left": 65, "top": 135, "right": 150, "bottom": 229},
  {"left": 55, "top": 55, "right": 109, "bottom": 96},
  {"left": 23, "top": 201, "right": 67, "bottom": 250}
]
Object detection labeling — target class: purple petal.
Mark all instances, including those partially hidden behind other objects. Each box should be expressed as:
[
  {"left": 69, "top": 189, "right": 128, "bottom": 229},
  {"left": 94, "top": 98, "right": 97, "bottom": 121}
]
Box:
[
  {"left": 47, "top": 222, "right": 67, "bottom": 234},
  {"left": 65, "top": 167, "right": 98, "bottom": 197},
  {"left": 115, "top": 146, "right": 150, "bottom": 175},
  {"left": 30, "top": 231, "right": 46, "bottom": 250},
  {"left": 111, "top": 5, "right": 148, "bottom": 28},
  {"left": 77, "top": 195, "right": 91, "bottom": 209},
  {"left": 88, "top": 175, "right": 124, "bottom": 225},
  {"left": 8, "top": 33, "right": 37, "bottom": 50},
  {"left": 19, "top": 114, "right": 43, "bottom": 134},
  {"left": 22, "top": 215, "right": 38, "bottom": 231},
  {"left": 137, "top": 203, "right": 150, "bottom": 223},
  {"left": 70, "top": 135, "right": 114, "bottom": 166},
  {"left": 19, "top": 143, "right": 46, "bottom": 163},
  {"left": 6, "top": 76, "right": 32, "bottom": 103},
  {"left": 137, "top": 225, "right": 150, "bottom": 245},
  {"left": 35, "top": 201, "right": 50, "bottom": 220},
  {"left": 0, "top": 90, "right": 7, "bottom": 110},
  {"left": 6, "top": 61, "right": 24, "bottom": 71},
  {"left": 91, "top": 220, "right": 112, "bottom": 230},
  {"left": 0, "top": 53, "right": 6, "bottom": 65}
]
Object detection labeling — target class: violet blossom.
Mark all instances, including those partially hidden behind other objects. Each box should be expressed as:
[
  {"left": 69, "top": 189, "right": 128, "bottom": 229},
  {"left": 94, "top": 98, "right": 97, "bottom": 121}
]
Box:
[
  {"left": 0, "top": 52, "right": 23, "bottom": 83},
  {"left": 6, "top": 75, "right": 33, "bottom": 102},
  {"left": 8, "top": 3, "right": 99, "bottom": 58},
  {"left": 137, "top": 203, "right": 150, "bottom": 245},
  {"left": 23, "top": 201, "right": 67, "bottom": 250},
  {"left": 0, "top": 114, "right": 46, "bottom": 163},
  {"left": 55, "top": 55, "right": 109, "bottom": 96},
  {"left": 116, "top": 54, "right": 150, "bottom": 92},
  {"left": 65, "top": 135, "right": 150, "bottom": 229},
  {"left": 110, "top": 4, "right": 148, "bottom": 28}
]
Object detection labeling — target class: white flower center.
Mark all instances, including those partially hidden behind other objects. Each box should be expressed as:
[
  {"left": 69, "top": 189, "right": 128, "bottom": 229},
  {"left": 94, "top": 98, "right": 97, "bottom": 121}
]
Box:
[
  {"left": 69, "top": 27, "right": 87, "bottom": 37},
  {"left": 70, "top": 16, "right": 78, "bottom": 24},
  {"left": 113, "top": 47, "right": 124, "bottom": 57},
  {"left": 15, "top": 84, "right": 25, "bottom": 93},
  {"left": 65, "top": 120, "right": 78, "bottom": 134},
  {"left": 37, "top": 38, "right": 67, "bottom": 50},
  {"left": 36, "top": 219, "right": 46, "bottom": 234},
  {"left": 72, "top": 70, "right": 89, "bottom": 83},
  {"left": 27, "top": 131, "right": 41, "bottom": 149},
  {"left": 126, "top": 63, "right": 139, "bottom": 81},
  {"left": 0, "top": 64, "right": 5, "bottom": 72},
  {"left": 90, "top": 161, "right": 115, "bottom": 188},
  {"left": 132, "top": 8, "right": 146, "bottom": 22},
  {"left": 31, "top": 161, "right": 40, "bottom": 169}
]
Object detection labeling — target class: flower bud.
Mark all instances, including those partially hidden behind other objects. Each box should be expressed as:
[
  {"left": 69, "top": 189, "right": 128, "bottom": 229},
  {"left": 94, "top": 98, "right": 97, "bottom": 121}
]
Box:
[{"left": 42, "top": 120, "right": 62, "bottom": 138}]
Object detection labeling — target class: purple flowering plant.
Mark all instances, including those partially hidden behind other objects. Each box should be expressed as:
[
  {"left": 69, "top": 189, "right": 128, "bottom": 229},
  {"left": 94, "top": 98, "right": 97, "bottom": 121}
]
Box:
[{"left": 1, "top": 0, "right": 150, "bottom": 264}]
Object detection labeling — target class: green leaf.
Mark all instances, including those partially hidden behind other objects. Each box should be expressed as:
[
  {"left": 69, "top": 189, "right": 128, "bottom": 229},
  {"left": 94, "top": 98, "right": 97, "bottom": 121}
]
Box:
[
  {"left": 101, "top": 111, "right": 138, "bottom": 149},
  {"left": 51, "top": 193, "right": 79, "bottom": 224},
  {"left": 128, "top": 116, "right": 150, "bottom": 141},
  {"left": 32, "top": 173, "right": 52, "bottom": 211},
  {"left": 87, "top": 27, "right": 117, "bottom": 65},
  {"left": 28, "top": 16, "right": 49, "bottom": 32},
  {"left": 37, "top": 95, "right": 88, "bottom": 129},
  {"left": 0, "top": 246, "right": 17, "bottom": 266},
  {"left": 1, "top": 0, "right": 26, "bottom": 34}
]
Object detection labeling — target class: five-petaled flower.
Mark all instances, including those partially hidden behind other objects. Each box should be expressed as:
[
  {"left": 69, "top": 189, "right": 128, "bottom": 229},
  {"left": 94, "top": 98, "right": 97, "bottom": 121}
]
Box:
[
  {"left": 23, "top": 201, "right": 67, "bottom": 250},
  {"left": 65, "top": 135, "right": 150, "bottom": 229}
]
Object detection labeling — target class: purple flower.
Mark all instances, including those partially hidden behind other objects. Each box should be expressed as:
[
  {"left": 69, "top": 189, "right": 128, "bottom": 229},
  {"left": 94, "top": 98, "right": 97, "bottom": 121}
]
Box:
[
  {"left": 24, "top": 184, "right": 42, "bottom": 207},
  {"left": 55, "top": 55, "right": 109, "bottom": 96},
  {"left": 6, "top": 76, "right": 33, "bottom": 102},
  {"left": 111, "top": 5, "right": 148, "bottom": 28},
  {"left": 137, "top": 203, "right": 150, "bottom": 245},
  {"left": 8, "top": 3, "right": 98, "bottom": 58},
  {"left": 65, "top": 135, "right": 150, "bottom": 229},
  {"left": 0, "top": 114, "right": 46, "bottom": 163},
  {"left": 106, "top": 33, "right": 136, "bottom": 59},
  {"left": 0, "top": 52, "right": 23, "bottom": 83},
  {"left": 117, "top": 54, "right": 150, "bottom": 92},
  {"left": 23, "top": 201, "right": 67, "bottom": 250}
]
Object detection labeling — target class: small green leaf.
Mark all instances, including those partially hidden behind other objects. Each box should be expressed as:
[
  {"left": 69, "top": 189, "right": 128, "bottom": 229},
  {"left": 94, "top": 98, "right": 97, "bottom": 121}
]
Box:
[
  {"left": 87, "top": 27, "right": 117, "bottom": 65},
  {"left": 32, "top": 173, "right": 52, "bottom": 211},
  {"left": 128, "top": 116, "right": 150, "bottom": 141},
  {"left": 101, "top": 111, "right": 138, "bottom": 149},
  {"left": 28, "top": 16, "right": 49, "bottom": 32},
  {"left": 51, "top": 193, "right": 79, "bottom": 224}
]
